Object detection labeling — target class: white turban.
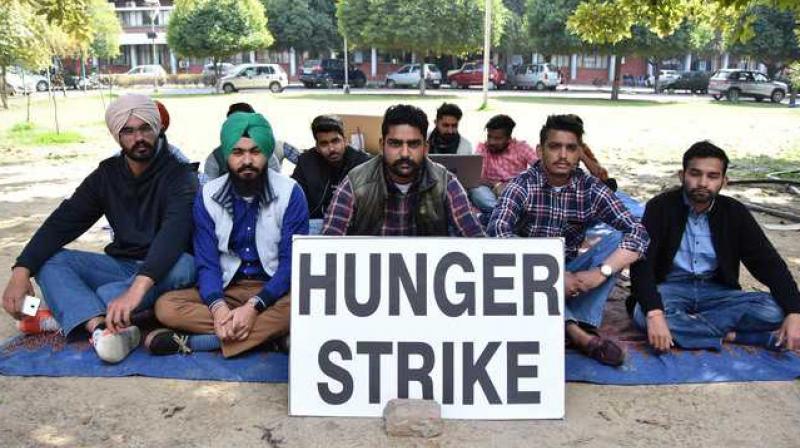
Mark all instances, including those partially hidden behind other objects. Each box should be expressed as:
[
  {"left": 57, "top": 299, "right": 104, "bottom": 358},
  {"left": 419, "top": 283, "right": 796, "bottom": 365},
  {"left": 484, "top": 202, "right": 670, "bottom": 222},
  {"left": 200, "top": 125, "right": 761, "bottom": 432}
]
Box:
[{"left": 104, "top": 94, "right": 162, "bottom": 144}]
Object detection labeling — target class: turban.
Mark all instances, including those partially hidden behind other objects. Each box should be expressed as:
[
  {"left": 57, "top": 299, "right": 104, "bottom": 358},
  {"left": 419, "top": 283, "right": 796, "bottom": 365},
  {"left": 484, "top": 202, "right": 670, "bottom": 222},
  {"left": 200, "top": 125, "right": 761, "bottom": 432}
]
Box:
[
  {"left": 105, "top": 94, "right": 161, "bottom": 144},
  {"left": 219, "top": 112, "right": 275, "bottom": 161},
  {"left": 154, "top": 100, "right": 170, "bottom": 131}
]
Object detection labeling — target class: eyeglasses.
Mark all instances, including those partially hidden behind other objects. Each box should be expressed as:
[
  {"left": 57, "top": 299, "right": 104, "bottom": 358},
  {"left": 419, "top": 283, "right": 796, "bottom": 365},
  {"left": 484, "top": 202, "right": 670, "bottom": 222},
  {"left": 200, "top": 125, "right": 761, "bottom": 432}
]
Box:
[{"left": 119, "top": 124, "right": 155, "bottom": 138}]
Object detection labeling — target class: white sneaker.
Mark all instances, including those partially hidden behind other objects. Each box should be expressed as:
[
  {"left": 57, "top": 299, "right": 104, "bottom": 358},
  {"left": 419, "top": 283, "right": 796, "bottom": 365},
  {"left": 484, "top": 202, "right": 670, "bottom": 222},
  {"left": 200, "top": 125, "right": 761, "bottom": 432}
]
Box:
[{"left": 91, "top": 326, "right": 141, "bottom": 364}]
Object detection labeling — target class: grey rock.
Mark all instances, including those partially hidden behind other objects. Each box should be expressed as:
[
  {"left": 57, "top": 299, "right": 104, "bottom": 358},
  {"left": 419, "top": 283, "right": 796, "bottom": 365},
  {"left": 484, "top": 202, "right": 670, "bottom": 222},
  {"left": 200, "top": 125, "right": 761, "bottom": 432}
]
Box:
[{"left": 383, "top": 399, "right": 443, "bottom": 438}]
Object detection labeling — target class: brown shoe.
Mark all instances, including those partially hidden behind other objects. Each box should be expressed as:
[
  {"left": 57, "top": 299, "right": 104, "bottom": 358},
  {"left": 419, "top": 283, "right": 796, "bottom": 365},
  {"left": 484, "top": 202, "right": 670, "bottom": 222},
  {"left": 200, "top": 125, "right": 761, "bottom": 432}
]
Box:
[{"left": 583, "top": 336, "right": 625, "bottom": 367}]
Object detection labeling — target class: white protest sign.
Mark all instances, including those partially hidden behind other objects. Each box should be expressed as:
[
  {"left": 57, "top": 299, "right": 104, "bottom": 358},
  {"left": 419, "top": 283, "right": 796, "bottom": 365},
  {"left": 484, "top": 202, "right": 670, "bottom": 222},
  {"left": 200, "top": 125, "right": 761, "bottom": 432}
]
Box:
[{"left": 290, "top": 237, "right": 565, "bottom": 420}]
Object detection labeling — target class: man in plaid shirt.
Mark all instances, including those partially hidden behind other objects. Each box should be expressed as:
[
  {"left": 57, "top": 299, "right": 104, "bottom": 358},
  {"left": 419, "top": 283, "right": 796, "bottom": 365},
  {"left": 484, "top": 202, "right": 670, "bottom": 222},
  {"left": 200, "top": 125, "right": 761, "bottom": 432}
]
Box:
[
  {"left": 470, "top": 114, "right": 538, "bottom": 217},
  {"left": 488, "top": 114, "right": 649, "bottom": 366},
  {"left": 322, "top": 104, "right": 484, "bottom": 237}
]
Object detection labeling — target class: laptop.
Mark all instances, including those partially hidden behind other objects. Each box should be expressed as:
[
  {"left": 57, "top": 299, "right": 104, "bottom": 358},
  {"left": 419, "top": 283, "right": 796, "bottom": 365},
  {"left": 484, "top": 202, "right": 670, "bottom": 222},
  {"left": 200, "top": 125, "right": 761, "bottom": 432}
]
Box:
[{"left": 428, "top": 154, "right": 484, "bottom": 189}]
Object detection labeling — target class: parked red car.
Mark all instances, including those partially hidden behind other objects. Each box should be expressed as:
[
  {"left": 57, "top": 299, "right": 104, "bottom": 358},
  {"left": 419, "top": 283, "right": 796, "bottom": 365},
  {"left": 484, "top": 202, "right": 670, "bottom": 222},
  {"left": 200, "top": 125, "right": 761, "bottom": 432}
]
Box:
[{"left": 447, "top": 62, "right": 506, "bottom": 89}]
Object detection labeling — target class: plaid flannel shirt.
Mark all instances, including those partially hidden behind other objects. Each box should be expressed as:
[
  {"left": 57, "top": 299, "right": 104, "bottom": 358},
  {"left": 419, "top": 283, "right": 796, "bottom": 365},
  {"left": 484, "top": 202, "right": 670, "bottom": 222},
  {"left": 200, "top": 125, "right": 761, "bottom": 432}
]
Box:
[
  {"left": 487, "top": 161, "right": 649, "bottom": 261},
  {"left": 475, "top": 138, "right": 538, "bottom": 184},
  {"left": 322, "top": 171, "right": 485, "bottom": 237}
]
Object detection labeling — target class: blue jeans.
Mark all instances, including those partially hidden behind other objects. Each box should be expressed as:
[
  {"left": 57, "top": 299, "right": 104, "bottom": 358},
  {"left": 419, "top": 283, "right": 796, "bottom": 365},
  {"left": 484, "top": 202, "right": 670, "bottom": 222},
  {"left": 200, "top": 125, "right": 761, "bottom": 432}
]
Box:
[
  {"left": 468, "top": 185, "right": 497, "bottom": 215},
  {"left": 633, "top": 280, "right": 785, "bottom": 350},
  {"left": 565, "top": 231, "right": 623, "bottom": 328},
  {"left": 36, "top": 249, "right": 196, "bottom": 337},
  {"left": 308, "top": 218, "right": 324, "bottom": 236}
]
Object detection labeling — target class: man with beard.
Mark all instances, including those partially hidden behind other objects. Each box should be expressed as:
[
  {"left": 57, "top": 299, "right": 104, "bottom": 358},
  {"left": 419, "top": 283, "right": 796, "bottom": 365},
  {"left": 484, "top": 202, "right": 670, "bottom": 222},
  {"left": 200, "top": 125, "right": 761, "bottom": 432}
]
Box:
[
  {"left": 149, "top": 112, "right": 308, "bottom": 357},
  {"left": 322, "top": 104, "right": 483, "bottom": 237},
  {"left": 291, "top": 115, "right": 370, "bottom": 234},
  {"left": 470, "top": 114, "right": 538, "bottom": 215},
  {"left": 203, "top": 102, "right": 297, "bottom": 179},
  {"left": 427, "top": 103, "right": 473, "bottom": 155},
  {"left": 1, "top": 94, "right": 197, "bottom": 363},
  {"left": 630, "top": 141, "right": 800, "bottom": 352},
  {"left": 488, "top": 114, "right": 649, "bottom": 366}
]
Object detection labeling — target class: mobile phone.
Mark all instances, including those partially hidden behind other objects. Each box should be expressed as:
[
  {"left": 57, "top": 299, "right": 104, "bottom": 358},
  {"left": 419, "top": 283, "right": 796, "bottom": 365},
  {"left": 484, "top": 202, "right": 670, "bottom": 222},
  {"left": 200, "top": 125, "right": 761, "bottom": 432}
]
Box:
[{"left": 21, "top": 295, "right": 41, "bottom": 317}]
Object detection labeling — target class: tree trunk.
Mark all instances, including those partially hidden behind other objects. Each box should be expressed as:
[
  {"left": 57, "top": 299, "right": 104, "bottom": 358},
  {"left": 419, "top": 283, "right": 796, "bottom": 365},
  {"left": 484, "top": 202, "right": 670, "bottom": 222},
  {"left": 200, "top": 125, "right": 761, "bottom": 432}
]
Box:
[
  {"left": 610, "top": 54, "right": 622, "bottom": 101},
  {"left": 26, "top": 89, "right": 31, "bottom": 123},
  {"left": 47, "top": 70, "right": 60, "bottom": 134},
  {"left": 418, "top": 53, "right": 427, "bottom": 97},
  {"left": 214, "top": 56, "right": 221, "bottom": 94},
  {"left": 99, "top": 59, "right": 106, "bottom": 111},
  {"left": 653, "top": 60, "right": 661, "bottom": 94},
  {"left": 0, "top": 65, "right": 7, "bottom": 110},
  {"left": 22, "top": 69, "right": 30, "bottom": 120}
]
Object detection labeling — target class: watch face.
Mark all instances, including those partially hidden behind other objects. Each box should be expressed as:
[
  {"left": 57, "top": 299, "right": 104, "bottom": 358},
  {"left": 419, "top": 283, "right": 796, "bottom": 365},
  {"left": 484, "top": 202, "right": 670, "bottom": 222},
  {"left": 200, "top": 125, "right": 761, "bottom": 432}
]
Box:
[{"left": 601, "top": 265, "right": 613, "bottom": 276}]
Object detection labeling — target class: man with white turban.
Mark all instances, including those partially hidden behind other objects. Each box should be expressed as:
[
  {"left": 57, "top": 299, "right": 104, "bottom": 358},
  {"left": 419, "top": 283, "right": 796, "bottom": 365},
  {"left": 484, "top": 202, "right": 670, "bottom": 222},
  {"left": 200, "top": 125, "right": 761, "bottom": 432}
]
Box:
[{"left": 1, "top": 94, "right": 197, "bottom": 364}]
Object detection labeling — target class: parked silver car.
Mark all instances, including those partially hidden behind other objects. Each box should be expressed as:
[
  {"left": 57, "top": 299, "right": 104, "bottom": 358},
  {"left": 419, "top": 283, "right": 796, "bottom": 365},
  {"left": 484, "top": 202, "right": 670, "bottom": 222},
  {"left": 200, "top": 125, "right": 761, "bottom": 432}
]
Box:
[
  {"left": 219, "top": 63, "right": 288, "bottom": 93},
  {"left": 646, "top": 69, "right": 680, "bottom": 88},
  {"left": 4, "top": 67, "right": 49, "bottom": 93},
  {"left": 385, "top": 64, "right": 442, "bottom": 89},
  {"left": 708, "top": 69, "right": 787, "bottom": 103},
  {"left": 509, "top": 63, "right": 561, "bottom": 90}
]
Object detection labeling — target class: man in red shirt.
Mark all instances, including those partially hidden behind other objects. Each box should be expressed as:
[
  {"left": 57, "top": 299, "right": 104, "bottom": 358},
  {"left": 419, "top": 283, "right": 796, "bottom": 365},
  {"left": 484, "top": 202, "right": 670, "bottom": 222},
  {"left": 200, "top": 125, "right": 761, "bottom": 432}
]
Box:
[{"left": 471, "top": 115, "right": 538, "bottom": 216}]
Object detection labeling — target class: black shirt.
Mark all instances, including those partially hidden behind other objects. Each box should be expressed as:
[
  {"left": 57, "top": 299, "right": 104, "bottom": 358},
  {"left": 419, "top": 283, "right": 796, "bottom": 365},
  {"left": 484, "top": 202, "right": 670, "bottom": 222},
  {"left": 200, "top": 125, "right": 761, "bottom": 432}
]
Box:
[
  {"left": 15, "top": 142, "right": 197, "bottom": 281},
  {"left": 629, "top": 187, "right": 800, "bottom": 315}
]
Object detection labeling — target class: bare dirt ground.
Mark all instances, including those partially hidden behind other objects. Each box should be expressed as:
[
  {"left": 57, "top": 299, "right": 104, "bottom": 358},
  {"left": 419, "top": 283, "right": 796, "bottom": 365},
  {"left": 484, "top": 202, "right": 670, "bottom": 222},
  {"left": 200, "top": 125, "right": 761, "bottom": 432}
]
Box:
[{"left": 1, "top": 91, "right": 799, "bottom": 447}]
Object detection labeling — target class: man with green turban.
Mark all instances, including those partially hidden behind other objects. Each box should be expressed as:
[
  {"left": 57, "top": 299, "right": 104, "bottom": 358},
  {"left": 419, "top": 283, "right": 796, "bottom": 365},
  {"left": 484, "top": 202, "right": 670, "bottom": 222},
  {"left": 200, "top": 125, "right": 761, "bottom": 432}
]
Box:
[{"left": 149, "top": 112, "right": 309, "bottom": 357}]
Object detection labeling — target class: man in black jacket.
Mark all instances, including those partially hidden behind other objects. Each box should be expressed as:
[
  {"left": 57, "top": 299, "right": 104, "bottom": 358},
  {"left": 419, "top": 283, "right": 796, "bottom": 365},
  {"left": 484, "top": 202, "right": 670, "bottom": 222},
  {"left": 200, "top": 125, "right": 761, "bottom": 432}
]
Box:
[
  {"left": 1, "top": 94, "right": 197, "bottom": 363},
  {"left": 291, "top": 115, "right": 370, "bottom": 233},
  {"left": 630, "top": 141, "right": 800, "bottom": 352}
]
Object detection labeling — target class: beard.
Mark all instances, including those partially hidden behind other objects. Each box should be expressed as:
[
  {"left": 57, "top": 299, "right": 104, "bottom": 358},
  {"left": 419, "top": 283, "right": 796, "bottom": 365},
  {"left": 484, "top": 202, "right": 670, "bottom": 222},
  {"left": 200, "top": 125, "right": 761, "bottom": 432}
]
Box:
[
  {"left": 685, "top": 186, "right": 716, "bottom": 204},
  {"left": 231, "top": 164, "right": 265, "bottom": 197},
  {"left": 123, "top": 139, "right": 156, "bottom": 162},
  {"left": 388, "top": 158, "right": 420, "bottom": 180}
]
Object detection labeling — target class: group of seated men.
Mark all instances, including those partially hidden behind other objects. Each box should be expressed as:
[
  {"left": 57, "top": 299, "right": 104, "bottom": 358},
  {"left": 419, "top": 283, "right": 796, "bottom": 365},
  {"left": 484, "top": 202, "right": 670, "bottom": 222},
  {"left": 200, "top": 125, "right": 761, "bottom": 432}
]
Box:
[{"left": 2, "top": 93, "right": 799, "bottom": 368}]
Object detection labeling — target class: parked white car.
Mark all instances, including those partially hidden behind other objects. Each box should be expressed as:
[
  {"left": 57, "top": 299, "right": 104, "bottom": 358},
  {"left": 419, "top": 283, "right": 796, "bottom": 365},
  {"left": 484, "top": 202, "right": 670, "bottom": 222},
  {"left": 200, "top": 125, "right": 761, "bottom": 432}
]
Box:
[
  {"left": 508, "top": 63, "right": 561, "bottom": 90},
  {"left": 646, "top": 69, "right": 680, "bottom": 88},
  {"left": 125, "top": 64, "right": 168, "bottom": 84},
  {"left": 219, "top": 63, "right": 289, "bottom": 93},
  {"left": 4, "top": 67, "right": 49, "bottom": 93},
  {"left": 385, "top": 64, "right": 442, "bottom": 89}
]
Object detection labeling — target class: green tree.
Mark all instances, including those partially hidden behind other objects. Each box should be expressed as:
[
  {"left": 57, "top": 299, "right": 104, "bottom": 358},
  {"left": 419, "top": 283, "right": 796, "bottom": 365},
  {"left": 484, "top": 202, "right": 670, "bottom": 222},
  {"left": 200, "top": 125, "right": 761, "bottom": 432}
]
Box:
[
  {"left": 566, "top": 0, "right": 731, "bottom": 100},
  {"left": 265, "top": 0, "right": 340, "bottom": 54},
  {"left": 728, "top": 6, "right": 799, "bottom": 78},
  {"left": 26, "top": 0, "right": 93, "bottom": 43},
  {"left": 307, "top": 0, "right": 342, "bottom": 55},
  {"left": 168, "top": 0, "right": 273, "bottom": 92},
  {"left": 338, "top": 0, "right": 508, "bottom": 95},
  {"left": 526, "top": 0, "right": 583, "bottom": 57},
  {"left": 0, "top": 0, "right": 51, "bottom": 109},
  {"left": 87, "top": 0, "right": 122, "bottom": 65}
]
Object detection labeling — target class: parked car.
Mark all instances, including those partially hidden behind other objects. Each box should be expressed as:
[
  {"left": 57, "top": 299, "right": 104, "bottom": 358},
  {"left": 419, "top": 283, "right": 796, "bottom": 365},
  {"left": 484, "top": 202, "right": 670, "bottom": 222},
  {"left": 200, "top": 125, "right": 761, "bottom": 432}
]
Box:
[
  {"left": 201, "top": 62, "right": 235, "bottom": 86},
  {"left": 646, "top": 69, "right": 680, "bottom": 88},
  {"left": 125, "top": 64, "right": 167, "bottom": 84},
  {"left": 708, "top": 69, "right": 787, "bottom": 103},
  {"left": 447, "top": 62, "right": 506, "bottom": 89},
  {"left": 508, "top": 63, "right": 561, "bottom": 91},
  {"left": 219, "top": 63, "right": 289, "bottom": 93},
  {"left": 385, "top": 64, "right": 442, "bottom": 89},
  {"left": 4, "top": 67, "right": 49, "bottom": 93},
  {"left": 64, "top": 74, "right": 99, "bottom": 90},
  {"left": 661, "top": 71, "right": 710, "bottom": 94},
  {"left": 299, "top": 59, "right": 367, "bottom": 88}
]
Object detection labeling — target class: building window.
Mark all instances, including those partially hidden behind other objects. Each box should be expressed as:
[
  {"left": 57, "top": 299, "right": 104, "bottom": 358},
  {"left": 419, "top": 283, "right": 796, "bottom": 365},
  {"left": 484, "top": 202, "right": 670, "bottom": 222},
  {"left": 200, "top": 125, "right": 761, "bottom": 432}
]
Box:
[
  {"left": 578, "top": 53, "right": 608, "bottom": 69},
  {"left": 551, "top": 54, "right": 570, "bottom": 68}
]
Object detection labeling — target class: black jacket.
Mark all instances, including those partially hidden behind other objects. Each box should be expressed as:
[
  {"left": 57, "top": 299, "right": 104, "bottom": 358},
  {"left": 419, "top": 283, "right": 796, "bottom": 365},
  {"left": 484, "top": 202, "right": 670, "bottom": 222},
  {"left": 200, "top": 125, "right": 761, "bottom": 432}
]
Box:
[
  {"left": 629, "top": 187, "right": 800, "bottom": 315},
  {"left": 291, "top": 146, "right": 370, "bottom": 219},
  {"left": 15, "top": 141, "right": 197, "bottom": 281}
]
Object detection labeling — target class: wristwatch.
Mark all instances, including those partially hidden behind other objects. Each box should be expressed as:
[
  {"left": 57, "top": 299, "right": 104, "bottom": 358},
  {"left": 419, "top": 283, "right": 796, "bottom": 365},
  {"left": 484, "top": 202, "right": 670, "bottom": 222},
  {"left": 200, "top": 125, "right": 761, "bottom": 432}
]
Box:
[
  {"left": 599, "top": 264, "right": 614, "bottom": 277},
  {"left": 248, "top": 296, "right": 266, "bottom": 313}
]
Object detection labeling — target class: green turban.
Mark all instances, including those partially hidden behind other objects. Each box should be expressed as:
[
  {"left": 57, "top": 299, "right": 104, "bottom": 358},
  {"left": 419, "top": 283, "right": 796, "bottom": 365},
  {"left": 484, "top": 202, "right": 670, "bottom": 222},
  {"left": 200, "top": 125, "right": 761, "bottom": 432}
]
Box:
[{"left": 219, "top": 112, "right": 275, "bottom": 161}]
